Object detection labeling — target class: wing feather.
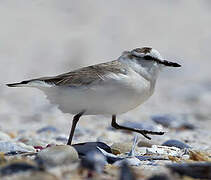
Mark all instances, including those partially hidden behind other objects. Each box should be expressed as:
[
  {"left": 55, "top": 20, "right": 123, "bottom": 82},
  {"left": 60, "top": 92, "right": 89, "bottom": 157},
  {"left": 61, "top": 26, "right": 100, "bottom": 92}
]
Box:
[{"left": 36, "top": 60, "right": 127, "bottom": 87}]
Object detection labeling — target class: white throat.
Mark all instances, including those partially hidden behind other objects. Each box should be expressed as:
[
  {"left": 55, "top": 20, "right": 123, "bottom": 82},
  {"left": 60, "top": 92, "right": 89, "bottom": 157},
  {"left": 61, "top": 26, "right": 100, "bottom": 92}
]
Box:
[{"left": 119, "top": 55, "right": 163, "bottom": 82}]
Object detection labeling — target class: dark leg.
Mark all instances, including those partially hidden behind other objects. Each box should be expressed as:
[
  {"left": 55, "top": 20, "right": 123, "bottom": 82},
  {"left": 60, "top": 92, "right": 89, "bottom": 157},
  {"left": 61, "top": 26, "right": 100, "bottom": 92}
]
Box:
[
  {"left": 67, "top": 111, "right": 84, "bottom": 145},
  {"left": 111, "top": 115, "right": 164, "bottom": 140}
]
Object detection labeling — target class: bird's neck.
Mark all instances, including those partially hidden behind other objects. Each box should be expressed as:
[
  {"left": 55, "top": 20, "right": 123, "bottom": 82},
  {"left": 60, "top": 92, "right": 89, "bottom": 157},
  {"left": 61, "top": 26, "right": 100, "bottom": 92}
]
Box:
[{"left": 119, "top": 56, "right": 162, "bottom": 82}]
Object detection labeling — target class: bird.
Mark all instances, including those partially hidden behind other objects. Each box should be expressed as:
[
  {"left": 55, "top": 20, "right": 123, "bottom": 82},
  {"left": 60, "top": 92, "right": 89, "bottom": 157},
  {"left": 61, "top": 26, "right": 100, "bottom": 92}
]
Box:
[{"left": 7, "top": 47, "right": 181, "bottom": 145}]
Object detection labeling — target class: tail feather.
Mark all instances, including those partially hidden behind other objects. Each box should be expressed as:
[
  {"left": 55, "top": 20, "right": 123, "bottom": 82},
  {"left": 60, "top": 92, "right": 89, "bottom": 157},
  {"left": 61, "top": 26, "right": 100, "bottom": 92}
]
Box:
[
  {"left": 6, "top": 81, "right": 30, "bottom": 87},
  {"left": 7, "top": 79, "right": 53, "bottom": 88}
]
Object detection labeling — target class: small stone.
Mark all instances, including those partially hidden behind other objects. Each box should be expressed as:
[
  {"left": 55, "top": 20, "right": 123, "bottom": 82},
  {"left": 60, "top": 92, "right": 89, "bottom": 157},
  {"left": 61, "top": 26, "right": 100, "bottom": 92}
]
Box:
[
  {"left": 36, "top": 126, "right": 59, "bottom": 134},
  {"left": 0, "top": 141, "right": 35, "bottom": 153},
  {"left": 36, "top": 145, "right": 79, "bottom": 167},
  {"left": 0, "top": 161, "right": 38, "bottom": 176},
  {"left": 151, "top": 114, "right": 195, "bottom": 130},
  {"left": 22, "top": 138, "right": 51, "bottom": 147},
  {"left": 0, "top": 131, "right": 11, "bottom": 141},
  {"left": 111, "top": 142, "right": 133, "bottom": 155},
  {"left": 137, "top": 140, "right": 157, "bottom": 148},
  {"left": 114, "top": 157, "right": 141, "bottom": 166},
  {"left": 119, "top": 160, "right": 136, "bottom": 180},
  {"left": 81, "top": 150, "right": 107, "bottom": 173},
  {"left": 55, "top": 135, "right": 68, "bottom": 142},
  {"left": 162, "top": 140, "right": 191, "bottom": 149},
  {"left": 148, "top": 174, "right": 171, "bottom": 180},
  {"left": 14, "top": 171, "right": 59, "bottom": 180},
  {"left": 72, "top": 142, "right": 112, "bottom": 157},
  {"left": 146, "top": 145, "right": 181, "bottom": 156},
  {"left": 166, "top": 162, "right": 211, "bottom": 179}
]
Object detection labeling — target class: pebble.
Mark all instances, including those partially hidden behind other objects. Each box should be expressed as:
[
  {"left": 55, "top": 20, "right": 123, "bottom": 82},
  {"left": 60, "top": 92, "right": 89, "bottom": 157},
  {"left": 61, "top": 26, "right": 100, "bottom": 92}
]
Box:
[
  {"left": 151, "top": 114, "right": 195, "bottom": 129},
  {"left": 21, "top": 138, "right": 52, "bottom": 147},
  {"left": 137, "top": 140, "right": 157, "bottom": 148},
  {"left": 0, "top": 131, "right": 11, "bottom": 141},
  {"left": 0, "top": 162, "right": 38, "bottom": 176},
  {"left": 166, "top": 162, "right": 211, "bottom": 179},
  {"left": 136, "top": 156, "right": 168, "bottom": 161},
  {"left": 111, "top": 142, "right": 133, "bottom": 155},
  {"left": 146, "top": 145, "right": 181, "bottom": 156},
  {"left": 162, "top": 139, "right": 191, "bottom": 149},
  {"left": 119, "top": 160, "right": 136, "bottom": 180},
  {"left": 114, "top": 157, "right": 141, "bottom": 166},
  {"left": 36, "top": 145, "right": 79, "bottom": 167},
  {"left": 72, "top": 142, "right": 112, "bottom": 158},
  {"left": 148, "top": 174, "right": 171, "bottom": 180},
  {"left": 13, "top": 172, "right": 59, "bottom": 180},
  {"left": 0, "top": 141, "right": 35, "bottom": 153},
  {"left": 81, "top": 150, "right": 107, "bottom": 173},
  {"left": 36, "top": 126, "right": 59, "bottom": 134},
  {"left": 55, "top": 135, "right": 68, "bottom": 142}
]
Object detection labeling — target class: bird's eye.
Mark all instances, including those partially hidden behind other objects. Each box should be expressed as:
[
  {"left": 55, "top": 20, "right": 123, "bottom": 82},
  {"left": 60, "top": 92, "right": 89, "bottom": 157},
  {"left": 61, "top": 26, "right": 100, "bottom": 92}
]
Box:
[{"left": 144, "top": 55, "right": 152, "bottom": 60}]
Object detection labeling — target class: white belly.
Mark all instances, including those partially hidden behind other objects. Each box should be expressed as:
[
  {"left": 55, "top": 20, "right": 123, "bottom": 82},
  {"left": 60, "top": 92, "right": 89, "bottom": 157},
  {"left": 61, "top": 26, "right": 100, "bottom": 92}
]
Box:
[{"left": 39, "top": 72, "right": 154, "bottom": 115}]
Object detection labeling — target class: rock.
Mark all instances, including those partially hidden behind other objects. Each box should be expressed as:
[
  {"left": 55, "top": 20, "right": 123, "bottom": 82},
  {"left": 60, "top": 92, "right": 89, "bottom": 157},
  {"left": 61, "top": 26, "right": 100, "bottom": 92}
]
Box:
[
  {"left": 125, "top": 157, "right": 141, "bottom": 166},
  {"left": 55, "top": 135, "right": 68, "bottom": 142},
  {"left": 81, "top": 150, "right": 107, "bottom": 173},
  {"left": 0, "top": 161, "right": 38, "bottom": 176},
  {"left": 36, "top": 145, "right": 79, "bottom": 167},
  {"left": 114, "top": 157, "right": 141, "bottom": 166},
  {"left": 166, "top": 162, "right": 211, "bottom": 179},
  {"left": 72, "top": 142, "right": 112, "bottom": 158},
  {"left": 151, "top": 114, "right": 195, "bottom": 130},
  {"left": 136, "top": 156, "right": 168, "bottom": 161},
  {"left": 162, "top": 139, "right": 191, "bottom": 149},
  {"left": 13, "top": 171, "right": 59, "bottom": 180},
  {"left": 0, "top": 141, "right": 35, "bottom": 153},
  {"left": 146, "top": 145, "right": 181, "bottom": 156},
  {"left": 0, "top": 131, "right": 11, "bottom": 141},
  {"left": 119, "top": 160, "right": 136, "bottom": 180},
  {"left": 111, "top": 142, "right": 133, "bottom": 155},
  {"left": 148, "top": 174, "right": 171, "bottom": 180},
  {"left": 72, "top": 142, "right": 124, "bottom": 164},
  {"left": 22, "top": 138, "right": 51, "bottom": 147},
  {"left": 36, "top": 126, "right": 59, "bottom": 134},
  {"left": 137, "top": 140, "right": 157, "bottom": 148}
]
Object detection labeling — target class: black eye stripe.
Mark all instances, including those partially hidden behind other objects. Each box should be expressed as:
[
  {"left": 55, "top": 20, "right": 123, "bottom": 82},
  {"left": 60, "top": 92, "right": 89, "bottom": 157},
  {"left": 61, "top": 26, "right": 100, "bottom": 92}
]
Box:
[{"left": 144, "top": 55, "right": 153, "bottom": 60}]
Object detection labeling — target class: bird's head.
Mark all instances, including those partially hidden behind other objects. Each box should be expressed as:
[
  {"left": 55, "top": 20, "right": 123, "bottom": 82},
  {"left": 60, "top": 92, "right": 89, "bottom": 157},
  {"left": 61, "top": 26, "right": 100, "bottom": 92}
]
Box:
[{"left": 130, "top": 47, "right": 181, "bottom": 67}]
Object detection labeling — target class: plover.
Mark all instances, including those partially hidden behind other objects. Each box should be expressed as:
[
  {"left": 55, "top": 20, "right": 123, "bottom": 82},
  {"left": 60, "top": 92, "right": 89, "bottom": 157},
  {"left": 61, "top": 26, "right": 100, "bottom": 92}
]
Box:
[{"left": 7, "top": 47, "right": 181, "bottom": 145}]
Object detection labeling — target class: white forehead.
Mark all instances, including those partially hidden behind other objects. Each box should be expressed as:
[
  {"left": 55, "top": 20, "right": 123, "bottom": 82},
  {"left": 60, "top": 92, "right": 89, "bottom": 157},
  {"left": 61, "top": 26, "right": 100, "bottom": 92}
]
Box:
[
  {"left": 131, "top": 48, "right": 164, "bottom": 61},
  {"left": 149, "top": 49, "right": 164, "bottom": 60}
]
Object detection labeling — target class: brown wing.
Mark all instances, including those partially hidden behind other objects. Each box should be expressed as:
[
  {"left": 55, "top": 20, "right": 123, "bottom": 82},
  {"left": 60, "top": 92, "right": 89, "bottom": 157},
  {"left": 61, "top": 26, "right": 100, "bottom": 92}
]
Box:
[{"left": 37, "top": 60, "right": 127, "bottom": 87}]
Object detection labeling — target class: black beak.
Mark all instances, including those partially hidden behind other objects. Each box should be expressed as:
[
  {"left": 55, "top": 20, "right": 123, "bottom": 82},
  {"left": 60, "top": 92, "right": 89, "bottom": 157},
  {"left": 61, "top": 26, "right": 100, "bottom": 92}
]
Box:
[{"left": 161, "top": 60, "right": 181, "bottom": 67}]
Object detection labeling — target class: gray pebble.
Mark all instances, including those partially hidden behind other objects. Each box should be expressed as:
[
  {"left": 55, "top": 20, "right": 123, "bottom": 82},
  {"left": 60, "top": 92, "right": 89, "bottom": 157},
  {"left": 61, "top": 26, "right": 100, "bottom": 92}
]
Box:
[
  {"left": 0, "top": 141, "right": 35, "bottom": 153},
  {"left": 36, "top": 126, "right": 59, "bottom": 134},
  {"left": 162, "top": 139, "right": 190, "bottom": 149},
  {"left": 81, "top": 150, "right": 107, "bottom": 173},
  {"left": 36, "top": 145, "right": 79, "bottom": 167},
  {"left": 0, "top": 162, "right": 38, "bottom": 176},
  {"left": 151, "top": 114, "right": 195, "bottom": 129},
  {"left": 167, "top": 162, "right": 211, "bottom": 179},
  {"left": 119, "top": 160, "right": 136, "bottom": 180}
]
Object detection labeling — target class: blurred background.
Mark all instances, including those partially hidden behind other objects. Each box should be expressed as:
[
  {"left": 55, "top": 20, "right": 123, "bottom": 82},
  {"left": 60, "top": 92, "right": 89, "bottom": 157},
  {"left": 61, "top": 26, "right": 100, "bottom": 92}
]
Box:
[{"left": 1, "top": 0, "right": 211, "bottom": 137}]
